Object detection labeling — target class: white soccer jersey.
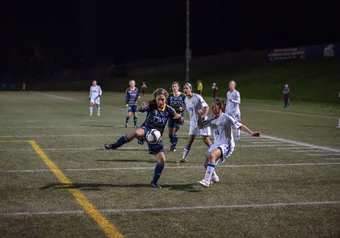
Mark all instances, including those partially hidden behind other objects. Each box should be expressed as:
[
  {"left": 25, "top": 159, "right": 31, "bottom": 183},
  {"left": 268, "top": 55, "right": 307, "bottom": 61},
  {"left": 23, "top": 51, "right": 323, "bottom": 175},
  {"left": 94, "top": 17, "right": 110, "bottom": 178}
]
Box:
[
  {"left": 203, "top": 113, "right": 242, "bottom": 145},
  {"left": 89, "top": 85, "right": 102, "bottom": 104},
  {"left": 185, "top": 93, "right": 211, "bottom": 136},
  {"left": 226, "top": 90, "right": 241, "bottom": 118}
]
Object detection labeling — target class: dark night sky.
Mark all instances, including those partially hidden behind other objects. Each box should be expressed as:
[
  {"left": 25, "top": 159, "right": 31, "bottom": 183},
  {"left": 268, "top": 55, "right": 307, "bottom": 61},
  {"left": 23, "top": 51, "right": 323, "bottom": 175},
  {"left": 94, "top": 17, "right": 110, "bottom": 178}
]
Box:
[{"left": 1, "top": 0, "right": 340, "bottom": 72}]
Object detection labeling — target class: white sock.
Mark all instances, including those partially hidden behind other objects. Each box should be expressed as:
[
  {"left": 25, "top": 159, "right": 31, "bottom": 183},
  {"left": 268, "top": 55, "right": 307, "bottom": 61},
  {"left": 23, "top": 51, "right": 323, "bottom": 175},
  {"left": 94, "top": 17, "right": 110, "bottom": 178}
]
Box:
[
  {"left": 89, "top": 106, "right": 93, "bottom": 113},
  {"left": 236, "top": 128, "right": 240, "bottom": 137},
  {"left": 204, "top": 164, "right": 216, "bottom": 181},
  {"left": 182, "top": 146, "right": 190, "bottom": 159},
  {"left": 97, "top": 107, "right": 100, "bottom": 112}
]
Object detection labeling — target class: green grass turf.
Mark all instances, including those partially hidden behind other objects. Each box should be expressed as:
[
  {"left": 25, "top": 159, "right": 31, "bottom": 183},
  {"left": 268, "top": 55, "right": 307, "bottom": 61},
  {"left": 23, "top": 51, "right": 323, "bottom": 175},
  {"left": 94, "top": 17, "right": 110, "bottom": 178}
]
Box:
[
  {"left": 28, "top": 57, "right": 340, "bottom": 104},
  {"left": 0, "top": 91, "right": 339, "bottom": 237}
]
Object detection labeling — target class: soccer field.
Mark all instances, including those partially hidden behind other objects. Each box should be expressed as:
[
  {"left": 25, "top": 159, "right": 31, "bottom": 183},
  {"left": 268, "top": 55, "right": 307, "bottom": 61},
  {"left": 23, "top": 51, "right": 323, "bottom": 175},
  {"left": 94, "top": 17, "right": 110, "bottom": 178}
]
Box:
[{"left": 1, "top": 91, "right": 340, "bottom": 238}]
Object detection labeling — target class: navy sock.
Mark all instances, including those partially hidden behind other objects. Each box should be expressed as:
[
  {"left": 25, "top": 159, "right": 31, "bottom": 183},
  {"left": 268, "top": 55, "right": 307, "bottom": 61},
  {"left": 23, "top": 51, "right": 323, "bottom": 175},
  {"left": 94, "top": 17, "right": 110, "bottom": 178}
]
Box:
[
  {"left": 151, "top": 163, "right": 164, "bottom": 184},
  {"left": 169, "top": 134, "right": 174, "bottom": 144},
  {"left": 172, "top": 135, "right": 179, "bottom": 147},
  {"left": 115, "top": 135, "right": 129, "bottom": 147},
  {"left": 133, "top": 117, "right": 137, "bottom": 126},
  {"left": 125, "top": 117, "right": 130, "bottom": 123}
]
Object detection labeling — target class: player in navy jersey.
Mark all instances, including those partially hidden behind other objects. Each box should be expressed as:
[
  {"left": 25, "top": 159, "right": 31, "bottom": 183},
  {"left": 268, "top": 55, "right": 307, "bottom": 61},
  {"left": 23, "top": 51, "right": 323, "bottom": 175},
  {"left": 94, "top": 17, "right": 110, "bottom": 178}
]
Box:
[
  {"left": 125, "top": 80, "right": 140, "bottom": 128},
  {"left": 166, "top": 81, "right": 186, "bottom": 152},
  {"left": 104, "top": 88, "right": 184, "bottom": 188}
]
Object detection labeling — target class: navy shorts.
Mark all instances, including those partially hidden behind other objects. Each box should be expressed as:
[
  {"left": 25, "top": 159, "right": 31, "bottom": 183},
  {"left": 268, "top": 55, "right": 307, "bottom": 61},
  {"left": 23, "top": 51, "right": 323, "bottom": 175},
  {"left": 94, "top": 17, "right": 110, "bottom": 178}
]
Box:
[
  {"left": 167, "top": 112, "right": 183, "bottom": 130},
  {"left": 140, "top": 126, "right": 164, "bottom": 154},
  {"left": 127, "top": 105, "right": 138, "bottom": 113}
]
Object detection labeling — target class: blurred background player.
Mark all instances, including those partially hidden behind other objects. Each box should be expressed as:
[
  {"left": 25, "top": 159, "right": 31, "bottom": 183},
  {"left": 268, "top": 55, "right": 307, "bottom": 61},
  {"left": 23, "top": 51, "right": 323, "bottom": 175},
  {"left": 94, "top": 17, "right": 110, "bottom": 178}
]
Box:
[
  {"left": 179, "top": 82, "right": 212, "bottom": 164},
  {"left": 283, "top": 84, "right": 290, "bottom": 107},
  {"left": 89, "top": 80, "right": 102, "bottom": 116},
  {"left": 104, "top": 88, "right": 184, "bottom": 188},
  {"left": 197, "top": 98, "right": 261, "bottom": 188},
  {"left": 197, "top": 79, "right": 203, "bottom": 96},
  {"left": 212, "top": 82, "right": 218, "bottom": 99},
  {"left": 226, "top": 80, "right": 241, "bottom": 140},
  {"left": 141, "top": 81, "right": 147, "bottom": 96},
  {"left": 125, "top": 80, "right": 140, "bottom": 127},
  {"left": 167, "top": 81, "right": 186, "bottom": 152}
]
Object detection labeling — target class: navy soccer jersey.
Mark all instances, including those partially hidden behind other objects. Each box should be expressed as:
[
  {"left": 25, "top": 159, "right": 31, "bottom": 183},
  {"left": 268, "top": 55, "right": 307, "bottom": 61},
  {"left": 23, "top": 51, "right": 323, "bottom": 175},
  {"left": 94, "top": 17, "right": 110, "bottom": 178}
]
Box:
[
  {"left": 139, "top": 103, "right": 178, "bottom": 135},
  {"left": 167, "top": 92, "right": 186, "bottom": 114},
  {"left": 125, "top": 87, "right": 140, "bottom": 106}
]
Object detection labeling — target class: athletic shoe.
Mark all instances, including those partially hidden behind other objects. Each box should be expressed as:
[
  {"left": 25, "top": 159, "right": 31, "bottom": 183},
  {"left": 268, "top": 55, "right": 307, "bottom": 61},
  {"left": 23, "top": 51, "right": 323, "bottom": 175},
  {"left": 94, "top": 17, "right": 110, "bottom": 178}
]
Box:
[
  {"left": 97, "top": 112, "right": 100, "bottom": 116},
  {"left": 125, "top": 123, "right": 128, "bottom": 127},
  {"left": 151, "top": 182, "right": 162, "bottom": 188},
  {"left": 134, "top": 125, "right": 138, "bottom": 128},
  {"left": 137, "top": 139, "right": 145, "bottom": 145},
  {"left": 170, "top": 145, "right": 176, "bottom": 152},
  {"left": 90, "top": 112, "right": 92, "bottom": 116},
  {"left": 104, "top": 143, "right": 117, "bottom": 150},
  {"left": 179, "top": 158, "right": 186, "bottom": 163},
  {"left": 198, "top": 179, "right": 210, "bottom": 188},
  {"left": 211, "top": 174, "right": 220, "bottom": 184}
]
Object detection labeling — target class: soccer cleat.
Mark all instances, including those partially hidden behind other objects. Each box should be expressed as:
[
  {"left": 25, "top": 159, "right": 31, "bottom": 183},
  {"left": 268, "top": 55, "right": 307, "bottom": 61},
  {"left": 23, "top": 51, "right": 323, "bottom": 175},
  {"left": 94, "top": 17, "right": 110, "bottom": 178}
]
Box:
[
  {"left": 104, "top": 143, "right": 117, "bottom": 150},
  {"left": 125, "top": 123, "right": 128, "bottom": 127},
  {"left": 151, "top": 182, "right": 162, "bottom": 188},
  {"left": 134, "top": 125, "right": 138, "bottom": 128},
  {"left": 137, "top": 139, "right": 145, "bottom": 145},
  {"left": 90, "top": 112, "right": 93, "bottom": 116},
  {"left": 198, "top": 179, "right": 210, "bottom": 188},
  {"left": 211, "top": 174, "right": 220, "bottom": 184},
  {"left": 97, "top": 112, "right": 100, "bottom": 116},
  {"left": 170, "top": 145, "right": 176, "bottom": 152},
  {"left": 179, "top": 158, "right": 187, "bottom": 163}
]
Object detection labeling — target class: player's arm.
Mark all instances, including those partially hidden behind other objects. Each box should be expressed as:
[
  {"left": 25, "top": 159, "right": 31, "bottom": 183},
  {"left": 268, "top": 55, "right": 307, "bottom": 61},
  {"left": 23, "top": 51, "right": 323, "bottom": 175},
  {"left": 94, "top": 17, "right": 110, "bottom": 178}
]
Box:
[
  {"left": 99, "top": 86, "right": 102, "bottom": 97},
  {"left": 230, "top": 92, "right": 241, "bottom": 104},
  {"left": 197, "top": 114, "right": 211, "bottom": 129},
  {"left": 89, "top": 87, "right": 92, "bottom": 99},
  {"left": 138, "top": 102, "right": 149, "bottom": 112},
  {"left": 240, "top": 124, "right": 260, "bottom": 137},
  {"left": 125, "top": 89, "right": 129, "bottom": 106},
  {"left": 171, "top": 108, "right": 184, "bottom": 125}
]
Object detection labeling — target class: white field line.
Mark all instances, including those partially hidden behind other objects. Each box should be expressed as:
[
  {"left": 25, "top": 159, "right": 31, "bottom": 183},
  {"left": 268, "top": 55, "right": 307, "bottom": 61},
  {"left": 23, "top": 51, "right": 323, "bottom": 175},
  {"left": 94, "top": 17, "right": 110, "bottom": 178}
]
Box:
[
  {"left": 306, "top": 154, "right": 340, "bottom": 157},
  {"left": 1, "top": 162, "right": 340, "bottom": 173},
  {"left": 1, "top": 200, "right": 340, "bottom": 217},
  {"left": 261, "top": 135, "right": 340, "bottom": 153},
  {"left": 0, "top": 144, "right": 304, "bottom": 152},
  {"left": 275, "top": 147, "right": 311, "bottom": 150},
  {"left": 40, "top": 93, "right": 78, "bottom": 101},
  {"left": 324, "top": 158, "right": 340, "bottom": 161},
  {"left": 252, "top": 141, "right": 282, "bottom": 144},
  {"left": 290, "top": 150, "right": 324, "bottom": 153}
]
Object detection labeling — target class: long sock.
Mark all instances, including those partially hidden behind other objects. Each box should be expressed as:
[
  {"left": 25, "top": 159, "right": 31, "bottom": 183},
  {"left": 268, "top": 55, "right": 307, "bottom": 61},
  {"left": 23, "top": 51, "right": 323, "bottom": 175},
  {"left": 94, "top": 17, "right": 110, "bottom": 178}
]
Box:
[
  {"left": 151, "top": 163, "right": 164, "bottom": 184},
  {"left": 89, "top": 106, "right": 93, "bottom": 113},
  {"left": 172, "top": 135, "right": 179, "bottom": 147},
  {"left": 204, "top": 163, "right": 216, "bottom": 181},
  {"left": 133, "top": 117, "right": 137, "bottom": 127},
  {"left": 97, "top": 107, "right": 100, "bottom": 113},
  {"left": 182, "top": 145, "right": 191, "bottom": 159},
  {"left": 169, "top": 134, "right": 174, "bottom": 144},
  {"left": 236, "top": 128, "right": 240, "bottom": 137},
  {"left": 115, "top": 135, "right": 129, "bottom": 148},
  {"left": 125, "top": 116, "right": 130, "bottom": 123}
]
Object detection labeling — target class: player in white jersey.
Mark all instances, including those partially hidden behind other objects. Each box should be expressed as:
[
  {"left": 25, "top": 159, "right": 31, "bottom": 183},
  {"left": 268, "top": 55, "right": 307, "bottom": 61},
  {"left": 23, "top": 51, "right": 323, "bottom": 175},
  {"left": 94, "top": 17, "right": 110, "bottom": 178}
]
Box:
[
  {"left": 226, "top": 80, "right": 241, "bottom": 140},
  {"left": 89, "top": 80, "right": 102, "bottom": 116},
  {"left": 198, "top": 99, "right": 261, "bottom": 188},
  {"left": 179, "top": 83, "right": 212, "bottom": 164}
]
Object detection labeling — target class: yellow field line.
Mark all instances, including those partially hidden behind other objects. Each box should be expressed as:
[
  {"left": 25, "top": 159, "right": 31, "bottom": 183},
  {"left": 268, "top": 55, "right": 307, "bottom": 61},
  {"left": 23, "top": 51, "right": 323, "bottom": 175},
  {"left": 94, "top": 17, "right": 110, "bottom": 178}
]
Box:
[{"left": 27, "top": 140, "right": 123, "bottom": 238}]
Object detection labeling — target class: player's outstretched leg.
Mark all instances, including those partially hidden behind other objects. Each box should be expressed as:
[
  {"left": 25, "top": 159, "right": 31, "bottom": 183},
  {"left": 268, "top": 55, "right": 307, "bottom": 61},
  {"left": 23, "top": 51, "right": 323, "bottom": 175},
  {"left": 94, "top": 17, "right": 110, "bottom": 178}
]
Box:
[{"left": 104, "top": 135, "right": 129, "bottom": 150}]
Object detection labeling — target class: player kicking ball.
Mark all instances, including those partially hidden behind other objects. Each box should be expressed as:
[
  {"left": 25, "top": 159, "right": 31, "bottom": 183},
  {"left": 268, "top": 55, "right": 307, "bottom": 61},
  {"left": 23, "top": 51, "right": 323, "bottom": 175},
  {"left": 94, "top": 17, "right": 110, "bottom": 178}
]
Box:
[
  {"left": 197, "top": 99, "right": 261, "bottom": 188},
  {"left": 104, "top": 88, "right": 184, "bottom": 188}
]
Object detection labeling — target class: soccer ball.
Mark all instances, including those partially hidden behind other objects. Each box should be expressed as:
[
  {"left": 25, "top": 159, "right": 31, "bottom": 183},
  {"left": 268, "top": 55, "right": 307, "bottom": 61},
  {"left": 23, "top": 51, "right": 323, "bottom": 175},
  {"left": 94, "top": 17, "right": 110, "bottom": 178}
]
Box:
[{"left": 146, "top": 129, "right": 162, "bottom": 144}]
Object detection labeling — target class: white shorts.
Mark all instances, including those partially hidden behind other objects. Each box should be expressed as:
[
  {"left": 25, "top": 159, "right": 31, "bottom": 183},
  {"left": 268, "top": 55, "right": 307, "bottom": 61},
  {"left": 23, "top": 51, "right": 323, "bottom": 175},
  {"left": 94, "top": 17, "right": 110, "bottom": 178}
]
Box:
[
  {"left": 90, "top": 96, "right": 100, "bottom": 105},
  {"left": 205, "top": 141, "right": 235, "bottom": 163},
  {"left": 189, "top": 126, "right": 211, "bottom": 136}
]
